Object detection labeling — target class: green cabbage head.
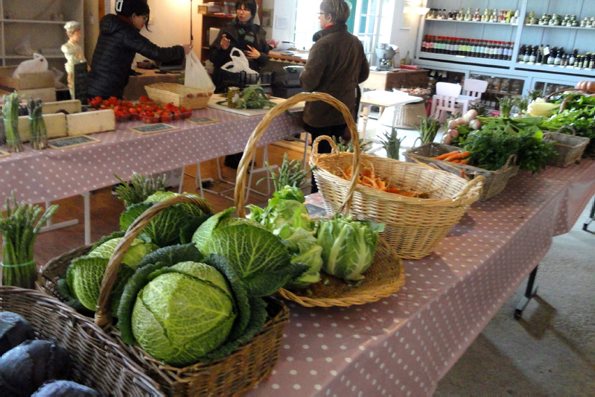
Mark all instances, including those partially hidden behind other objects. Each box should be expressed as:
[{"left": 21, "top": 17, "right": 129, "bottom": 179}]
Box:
[
  {"left": 317, "top": 216, "right": 384, "bottom": 281},
  {"left": 131, "top": 261, "right": 237, "bottom": 366}
]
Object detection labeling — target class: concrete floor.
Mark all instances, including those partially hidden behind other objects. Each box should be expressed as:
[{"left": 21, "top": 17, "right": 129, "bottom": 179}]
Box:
[{"left": 363, "top": 114, "right": 595, "bottom": 397}]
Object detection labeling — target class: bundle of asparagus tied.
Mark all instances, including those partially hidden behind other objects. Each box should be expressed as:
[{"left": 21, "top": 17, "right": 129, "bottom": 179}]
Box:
[
  {"left": 28, "top": 98, "right": 48, "bottom": 150},
  {"left": 419, "top": 116, "right": 441, "bottom": 145},
  {"left": 2, "top": 92, "right": 23, "bottom": 152},
  {"left": 0, "top": 194, "right": 58, "bottom": 288}
]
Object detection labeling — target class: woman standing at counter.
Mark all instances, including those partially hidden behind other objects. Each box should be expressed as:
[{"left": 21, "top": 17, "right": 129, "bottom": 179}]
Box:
[
  {"left": 300, "top": 0, "right": 369, "bottom": 191},
  {"left": 88, "top": 0, "right": 191, "bottom": 99}
]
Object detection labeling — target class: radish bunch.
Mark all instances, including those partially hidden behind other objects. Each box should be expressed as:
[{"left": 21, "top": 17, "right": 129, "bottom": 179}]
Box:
[{"left": 443, "top": 109, "right": 480, "bottom": 145}]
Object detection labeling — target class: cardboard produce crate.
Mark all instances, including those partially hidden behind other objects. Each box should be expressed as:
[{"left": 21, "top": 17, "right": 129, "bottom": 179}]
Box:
[{"left": 0, "top": 66, "right": 54, "bottom": 90}]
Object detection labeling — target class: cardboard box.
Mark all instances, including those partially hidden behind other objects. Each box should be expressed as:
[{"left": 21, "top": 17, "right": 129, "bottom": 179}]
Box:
[
  {"left": 17, "top": 113, "right": 68, "bottom": 142},
  {"left": 0, "top": 66, "right": 55, "bottom": 90},
  {"left": 66, "top": 109, "right": 116, "bottom": 136},
  {"left": 42, "top": 99, "right": 82, "bottom": 115},
  {"left": 17, "top": 87, "right": 56, "bottom": 102}
]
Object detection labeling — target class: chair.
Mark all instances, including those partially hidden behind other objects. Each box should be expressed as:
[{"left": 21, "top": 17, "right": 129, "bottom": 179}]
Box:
[
  {"left": 431, "top": 82, "right": 462, "bottom": 122},
  {"left": 456, "top": 78, "right": 488, "bottom": 113}
]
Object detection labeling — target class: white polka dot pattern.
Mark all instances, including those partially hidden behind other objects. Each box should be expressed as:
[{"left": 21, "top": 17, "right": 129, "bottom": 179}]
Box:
[
  {"left": 243, "top": 160, "right": 595, "bottom": 397},
  {"left": 0, "top": 108, "right": 304, "bottom": 204}
]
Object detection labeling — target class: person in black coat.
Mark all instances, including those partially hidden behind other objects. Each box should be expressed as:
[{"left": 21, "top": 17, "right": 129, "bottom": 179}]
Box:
[
  {"left": 209, "top": 0, "right": 269, "bottom": 94},
  {"left": 209, "top": 0, "right": 269, "bottom": 169},
  {"left": 88, "top": 0, "right": 191, "bottom": 99}
]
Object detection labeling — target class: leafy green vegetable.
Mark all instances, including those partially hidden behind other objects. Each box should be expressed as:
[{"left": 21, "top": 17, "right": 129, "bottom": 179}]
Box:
[
  {"left": 199, "top": 222, "right": 306, "bottom": 297},
  {"left": 247, "top": 186, "right": 322, "bottom": 289},
  {"left": 234, "top": 85, "right": 276, "bottom": 109},
  {"left": 539, "top": 93, "right": 595, "bottom": 139},
  {"left": 191, "top": 207, "right": 236, "bottom": 254},
  {"left": 87, "top": 237, "right": 157, "bottom": 268},
  {"left": 317, "top": 215, "right": 383, "bottom": 281},
  {"left": 119, "top": 192, "right": 212, "bottom": 247},
  {"left": 131, "top": 261, "right": 237, "bottom": 366}
]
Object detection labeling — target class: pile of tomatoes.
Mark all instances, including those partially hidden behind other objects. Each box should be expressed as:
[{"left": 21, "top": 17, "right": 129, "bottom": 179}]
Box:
[{"left": 89, "top": 96, "right": 193, "bottom": 123}]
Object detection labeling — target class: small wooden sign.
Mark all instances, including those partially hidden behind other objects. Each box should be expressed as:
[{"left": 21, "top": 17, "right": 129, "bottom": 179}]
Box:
[
  {"left": 131, "top": 123, "right": 177, "bottom": 134},
  {"left": 49, "top": 135, "right": 99, "bottom": 149},
  {"left": 188, "top": 116, "right": 218, "bottom": 125}
]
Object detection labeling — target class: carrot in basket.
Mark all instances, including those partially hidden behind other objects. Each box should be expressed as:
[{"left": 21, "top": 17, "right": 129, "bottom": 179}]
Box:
[
  {"left": 435, "top": 150, "right": 460, "bottom": 160},
  {"left": 444, "top": 151, "right": 471, "bottom": 162}
]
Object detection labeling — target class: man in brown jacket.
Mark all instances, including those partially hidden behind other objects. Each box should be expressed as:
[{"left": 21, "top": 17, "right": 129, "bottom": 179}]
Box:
[{"left": 300, "top": 0, "right": 370, "bottom": 192}]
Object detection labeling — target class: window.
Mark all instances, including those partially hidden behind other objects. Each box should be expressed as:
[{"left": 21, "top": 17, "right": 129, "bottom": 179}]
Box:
[{"left": 290, "top": 0, "right": 394, "bottom": 64}]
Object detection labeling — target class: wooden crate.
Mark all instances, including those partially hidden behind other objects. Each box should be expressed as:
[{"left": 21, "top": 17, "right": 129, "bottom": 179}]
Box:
[{"left": 145, "top": 83, "right": 212, "bottom": 109}]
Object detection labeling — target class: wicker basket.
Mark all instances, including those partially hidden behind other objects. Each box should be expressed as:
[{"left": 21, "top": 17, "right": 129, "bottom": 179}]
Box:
[
  {"left": 0, "top": 287, "right": 162, "bottom": 396},
  {"left": 234, "top": 92, "right": 482, "bottom": 262},
  {"left": 230, "top": 92, "right": 405, "bottom": 306},
  {"left": 405, "top": 143, "right": 519, "bottom": 201},
  {"left": 39, "top": 195, "right": 289, "bottom": 397},
  {"left": 393, "top": 100, "right": 427, "bottom": 129},
  {"left": 145, "top": 83, "right": 212, "bottom": 109},
  {"left": 545, "top": 131, "right": 590, "bottom": 167}
]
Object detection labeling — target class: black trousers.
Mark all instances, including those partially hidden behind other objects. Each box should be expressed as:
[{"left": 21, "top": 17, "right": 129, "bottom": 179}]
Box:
[{"left": 303, "top": 123, "right": 347, "bottom": 193}]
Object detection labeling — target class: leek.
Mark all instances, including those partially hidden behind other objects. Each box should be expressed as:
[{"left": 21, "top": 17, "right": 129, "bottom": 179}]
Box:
[{"left": 2, "top": 92, "right": 23, "bottom": 152}]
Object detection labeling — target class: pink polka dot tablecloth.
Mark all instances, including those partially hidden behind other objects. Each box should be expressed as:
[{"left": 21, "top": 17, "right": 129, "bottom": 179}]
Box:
[
  {"left": 0, "top": 108, "right": 304, "bottom": 204},
  {"left": 245, "top": 160, "right": 595, "bottom": 397}
]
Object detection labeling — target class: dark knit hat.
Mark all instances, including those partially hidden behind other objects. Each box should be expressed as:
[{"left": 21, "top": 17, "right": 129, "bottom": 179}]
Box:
[{"left": 115, "top": 0, "right": 150, "bottom": 17}]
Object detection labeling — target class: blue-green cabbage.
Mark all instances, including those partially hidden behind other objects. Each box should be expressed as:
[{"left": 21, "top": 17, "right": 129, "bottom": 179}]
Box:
[{"left": 317, "top": 216, "right": 384, "bottom": 281}]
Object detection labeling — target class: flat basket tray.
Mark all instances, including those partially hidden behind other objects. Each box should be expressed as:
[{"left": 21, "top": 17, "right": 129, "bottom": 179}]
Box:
[
  {"left": 145, "top": 82, "right": 212, "bottom": 109},
  {"left": 278, "top": 239, "right": 405, "bottom": 307},
  {"left": 545, "top": 131, "right": 590, "bottom": 167},
  {"left": 405, "top": 143, "right": 518, "bottom": 201}
]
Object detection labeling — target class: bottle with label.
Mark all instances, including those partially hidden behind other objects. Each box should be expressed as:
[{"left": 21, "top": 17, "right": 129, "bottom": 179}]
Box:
[
  {"left": 518, "top": 44, "right": 526, "bottom": 62},
  {"left": 529, "top": 46, "right": 537, "bottom": 63},
  {"left": 568, "top": 49, "right": 577, "bottom": 66},
  {"left": 554, "top": 48, "right": 563, "bottom": 65},
  {"left": 547, "top": 47, "right": 556, "bottom": 65},
  {"left": 536, "top": 45, "right": 544, "bottom": 64},
  {"left": 542, "top": 44, "right": 551, "bottom": 64}
]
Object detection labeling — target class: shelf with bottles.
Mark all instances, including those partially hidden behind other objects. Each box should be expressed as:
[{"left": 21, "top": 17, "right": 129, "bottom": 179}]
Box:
[
  {"left": 523, "top": 24, "right": 595, "bottom": 31},
  {"left": 524, "top": 11, "right": 595, "bottom": 29},
  {"left": 532, "top": 81, "right": 575, "bottom": 97},
  {"left": 515, "top": 44, "right": 594, "bottom": 75},
  {"left": 419, "top": 36, "right": 515, "bottom": 63},
  {"left": 425, "top": 7, "right": 520, "bottom": 25},
  {"left": 425, "top": 19, "right": 518, "bottom": 27}
]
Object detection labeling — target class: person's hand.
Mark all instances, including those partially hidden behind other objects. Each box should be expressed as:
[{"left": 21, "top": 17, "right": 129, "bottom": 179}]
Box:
[
  {"left": 220, "top": 34, "right": 231, "bottom": 50},
  {"left": 182, "top": 44, "right": 193, "bottom": 54},
  {"left": 244, "top": 45, "right": 261, "bottom": 60}
]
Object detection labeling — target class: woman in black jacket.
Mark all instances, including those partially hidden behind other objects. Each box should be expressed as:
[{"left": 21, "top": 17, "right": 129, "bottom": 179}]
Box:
[
  {"left": 209, "top": 0, "right": 269, "bottom": 93},
  {"left": 88, "top": 0, "right": 191, "bottom": 99}
]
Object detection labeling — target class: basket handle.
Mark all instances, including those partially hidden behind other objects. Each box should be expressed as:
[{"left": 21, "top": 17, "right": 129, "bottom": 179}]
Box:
[
  {"left": 452, "top": 175, "right": 484, "bottom": 204},
  {"left": 310, "top": 135, "right": 341, "bottom": 161},
  {"left": 94, "top": 195, "right": 210, "bottom": 328},
  {"left": 504, "top": 154, "right": 517, "bottom": 168},
  {"left": 234, "top": 91, "right": 360, "bottom": 217}
]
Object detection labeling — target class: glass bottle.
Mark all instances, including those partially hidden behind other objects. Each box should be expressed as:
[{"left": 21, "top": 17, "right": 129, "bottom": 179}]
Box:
[
  {"left": 568, "top": 49, "right": 577, "bottom": 66},
  {"left": 554, "top": 49, "right": 562, "bottom": 65},
  {"left": 547, "top": 47, "right": 556, "bottom": 65},
  {"left": 518, "top": 44, "right": 526, "bottom": 62},
  {"left": 529, "top": 46, "right": 537, "bottom": 63}
]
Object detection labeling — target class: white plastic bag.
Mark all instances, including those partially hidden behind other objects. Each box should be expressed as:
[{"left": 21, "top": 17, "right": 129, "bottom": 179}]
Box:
[
  {"left": 221, "top": 47, "right": 258, "bottom": 75},
  {"left": 184, "top": 52, "right": 215, "bottom": 92},
  {"left": 12, "top": 53, "right": 48, "bottom": 78}
]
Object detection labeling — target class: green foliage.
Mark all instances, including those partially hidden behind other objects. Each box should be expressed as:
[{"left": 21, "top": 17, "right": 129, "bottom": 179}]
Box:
[
  {"left": 540, "top": 93, "right": 595, "bottom": 139},
  {"left": 262, "top": 153, "right": 309, "bottom": 191},
  {"left": 331, "top": 136, "right": 372, "bottom": 153},
  {"left": 316, "top": 215, "right": 384, "bottom": 282},
  {"left": 419, "top": 116, "right": 441, "bottom": 145},
  {"left": 113, "top": 173, "right": 167, "bottom": 207},
  {"left": 234, "top": 85, "right": 276, "bottom": 109},
  {"left": 379, "top": 127, "right": 405, "bottom": 160}
]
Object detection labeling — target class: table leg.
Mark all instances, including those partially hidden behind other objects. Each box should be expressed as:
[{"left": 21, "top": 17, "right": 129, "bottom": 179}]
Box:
[
  {"left": 359, "top": 104, "right": 370, "bottom": 140},
  {"left": 582, "top": 197, "right": 595, "bottom": 233},
  {"left": 514, "top": 266, "right": 539, "bottom": 320},
  {"left": 40, "top": 201, "right": 79, "bottom": 234}
]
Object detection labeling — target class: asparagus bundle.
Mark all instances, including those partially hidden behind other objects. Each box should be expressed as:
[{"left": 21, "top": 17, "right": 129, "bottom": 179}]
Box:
[
  {"left": 2, "top": 92, "right": 23, "bottom": 152},
  {"left": 0, "top": 194, "right": 58, "bottom": 288},
  {"left": 379, "top": 127, "right": 405, "bottom": 160},
  {"left": 27, "top": 99, "right": 48, "bottom": 150},
  {"left": 419, "top": 116, "right": 441, "bottom": 145},
  {"left": 263, "top": 153, "right": 309, "bottom": 190}
]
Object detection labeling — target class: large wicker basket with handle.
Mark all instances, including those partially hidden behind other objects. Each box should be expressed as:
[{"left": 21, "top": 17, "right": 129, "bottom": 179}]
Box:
[
  {"left": 40, "top": 195, "right": 289, "bottom": 397},
  {"left": 265, "top": 92, "right": 483, "bottom": 260},
  {"left": 0, "top": 286, "right": 163, "bottom": 396},
  {"left": 231, "top": 92, "right": 405, "bottom": 307}
]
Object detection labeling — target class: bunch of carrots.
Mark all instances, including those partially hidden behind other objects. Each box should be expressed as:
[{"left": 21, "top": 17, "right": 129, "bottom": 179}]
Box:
[
  {"left": 433, "top": 150, "right": 471, "bottom": 164},
  {"left": 334, "top": 165, "right": 427, "bottom": 198}
]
